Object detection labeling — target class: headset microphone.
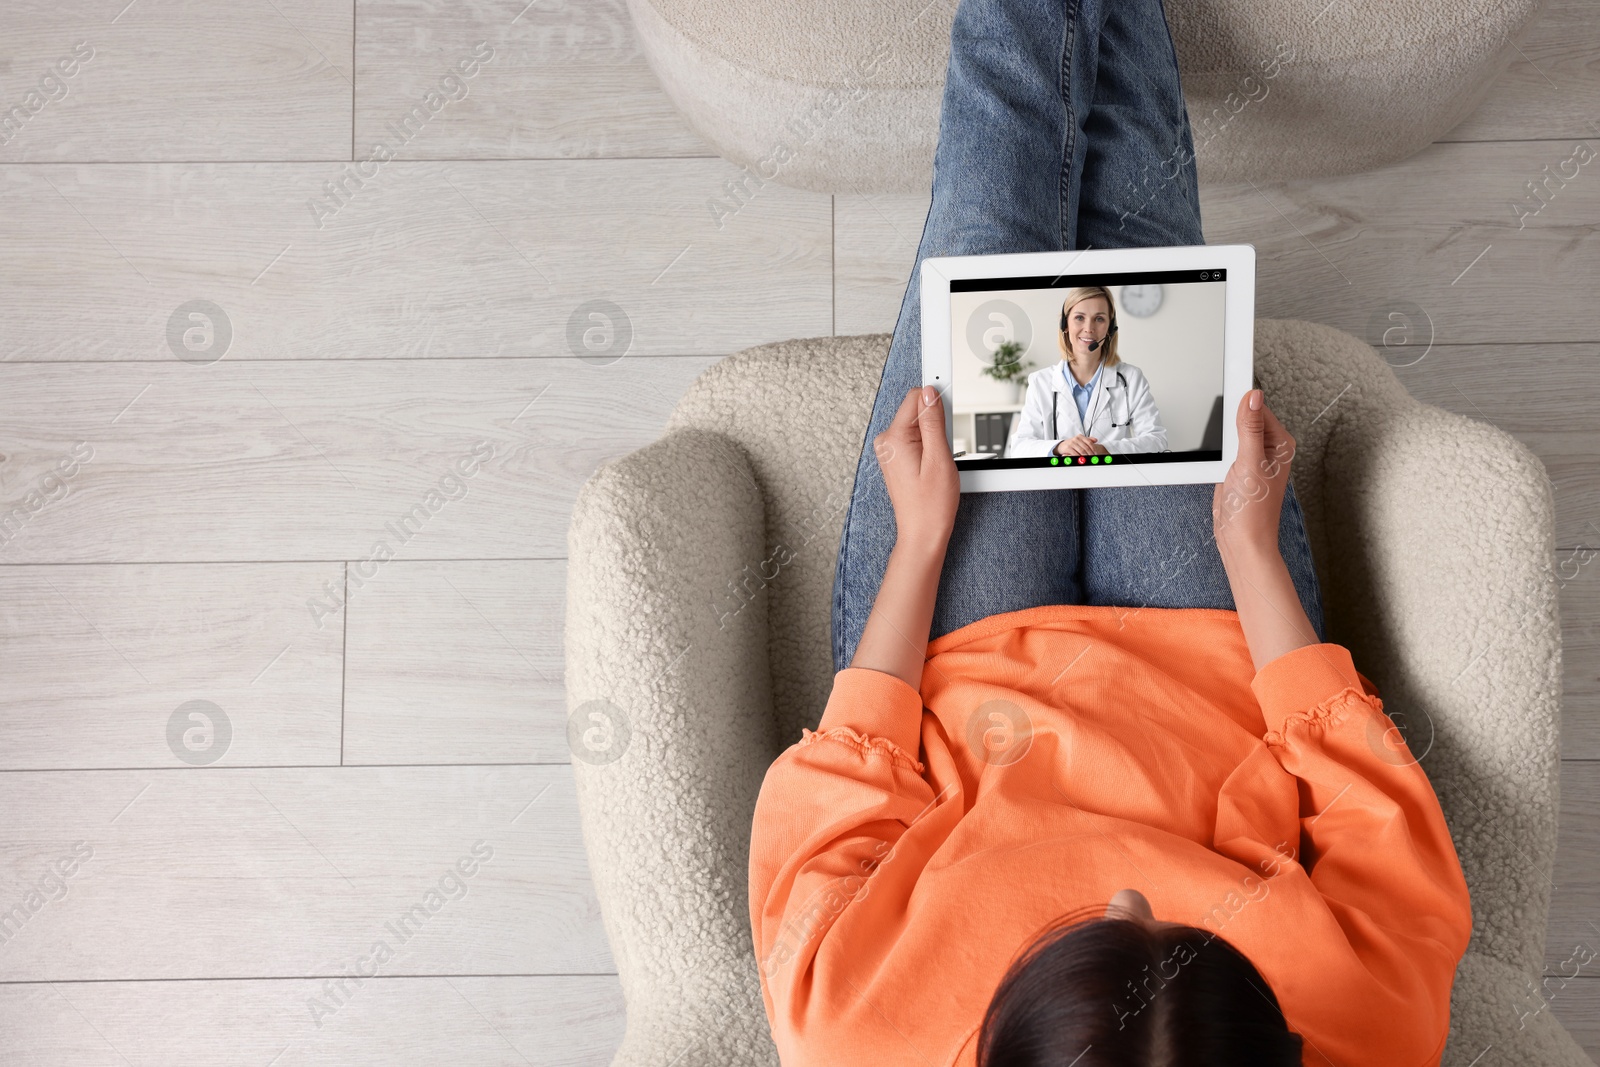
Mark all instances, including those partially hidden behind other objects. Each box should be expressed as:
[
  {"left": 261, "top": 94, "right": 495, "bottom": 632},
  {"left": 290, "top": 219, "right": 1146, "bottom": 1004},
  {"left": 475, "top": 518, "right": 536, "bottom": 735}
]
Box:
[
  {"left": 1060, "top": 303, "right": 1118, "bottom": 350},
  {"left": 1087, "top": 322, "right": 1118, "bottom": 352}
]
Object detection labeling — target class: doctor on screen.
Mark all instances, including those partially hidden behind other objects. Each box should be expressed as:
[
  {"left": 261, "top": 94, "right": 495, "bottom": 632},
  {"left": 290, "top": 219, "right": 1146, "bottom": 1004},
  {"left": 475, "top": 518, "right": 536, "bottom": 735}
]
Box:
[{"left": 1005, "top": 286, "right": 1167, "bottom": 457}]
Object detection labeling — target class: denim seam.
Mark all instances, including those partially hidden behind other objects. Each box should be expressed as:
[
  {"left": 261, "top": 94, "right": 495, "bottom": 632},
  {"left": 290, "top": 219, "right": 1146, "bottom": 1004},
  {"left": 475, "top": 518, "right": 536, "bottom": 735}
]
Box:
[
  {"left": 833, "top": 493, "right": 850, "bottom": 673},
  {"left": 1305, "top": 508, "right": 1327, "bottom": 642},
  {"left": 1287, "top": 475, "right": 1327, "bottom": 642},
  {"left": 1058, "top": 0, "right": 1078, "bottom": 250}
]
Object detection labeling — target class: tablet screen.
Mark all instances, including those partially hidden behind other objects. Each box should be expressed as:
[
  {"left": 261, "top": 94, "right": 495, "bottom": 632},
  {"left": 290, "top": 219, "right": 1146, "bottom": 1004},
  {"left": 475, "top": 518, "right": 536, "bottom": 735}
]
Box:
[{"left": 948, "top": 268, "right": 1227, "bottom": 469}]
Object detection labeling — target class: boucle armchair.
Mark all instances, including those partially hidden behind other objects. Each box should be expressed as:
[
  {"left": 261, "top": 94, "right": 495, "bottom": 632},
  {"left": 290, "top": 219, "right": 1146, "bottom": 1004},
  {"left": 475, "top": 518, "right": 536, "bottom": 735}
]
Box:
[
  {"left": 564, "top": 322, "right": 1588, "bottom": 1065},
  {"left": 624, "top": 0, "right": 1546, "bottom": 193}
]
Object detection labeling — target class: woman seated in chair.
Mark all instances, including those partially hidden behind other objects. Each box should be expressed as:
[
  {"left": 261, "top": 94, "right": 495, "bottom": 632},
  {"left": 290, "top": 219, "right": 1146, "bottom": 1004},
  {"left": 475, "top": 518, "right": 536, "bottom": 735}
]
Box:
[{"left": 747, "top": 0, "right": 1473, "bottom": 1062}]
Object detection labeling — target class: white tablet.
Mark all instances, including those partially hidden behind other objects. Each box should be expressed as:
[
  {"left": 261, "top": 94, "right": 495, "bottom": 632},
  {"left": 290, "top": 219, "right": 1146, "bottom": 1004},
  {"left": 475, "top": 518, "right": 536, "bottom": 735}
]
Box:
[{"left": 921, "top": 244, "right": 1255, "bottom": 492}]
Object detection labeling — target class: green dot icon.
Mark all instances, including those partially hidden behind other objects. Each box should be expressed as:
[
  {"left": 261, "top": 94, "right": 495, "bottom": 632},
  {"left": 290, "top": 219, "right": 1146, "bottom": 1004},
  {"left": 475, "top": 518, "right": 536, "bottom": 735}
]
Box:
[
  {"left": 1104, "top": 455, "right": 1114, "bottom": 464},
  {"left": 1090, "top": 455, "right": 1100, "bottom": 464},
  {"left": 1050, "top": 456, "right": 1060, "bottom": 465}
]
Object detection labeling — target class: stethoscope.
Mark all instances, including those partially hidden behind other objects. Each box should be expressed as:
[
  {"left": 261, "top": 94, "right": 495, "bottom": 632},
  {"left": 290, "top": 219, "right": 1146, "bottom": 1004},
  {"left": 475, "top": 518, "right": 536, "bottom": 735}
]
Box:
[{"left": 1049, "top": 365, "right": 1130, "bottom": 439}]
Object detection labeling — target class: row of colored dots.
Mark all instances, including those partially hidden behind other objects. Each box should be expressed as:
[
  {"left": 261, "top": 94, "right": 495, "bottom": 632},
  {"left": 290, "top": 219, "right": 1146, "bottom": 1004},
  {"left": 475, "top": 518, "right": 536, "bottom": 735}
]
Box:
[{"left": 1049, "top": 455, "right": 1115, "bottom": 466}]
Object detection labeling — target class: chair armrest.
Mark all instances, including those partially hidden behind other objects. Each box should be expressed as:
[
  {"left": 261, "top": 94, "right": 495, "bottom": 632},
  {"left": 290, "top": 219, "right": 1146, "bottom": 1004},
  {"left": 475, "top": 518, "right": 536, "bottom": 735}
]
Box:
[
  {"left": 1449, "top": 950, "right": 1596, "bottom": 1066},
  {"left": 1283, "top": 322, "right": 1562, "bottom": 984},
  {"left": 565, "top": 426, "right": 782, "bottom": 1067}
]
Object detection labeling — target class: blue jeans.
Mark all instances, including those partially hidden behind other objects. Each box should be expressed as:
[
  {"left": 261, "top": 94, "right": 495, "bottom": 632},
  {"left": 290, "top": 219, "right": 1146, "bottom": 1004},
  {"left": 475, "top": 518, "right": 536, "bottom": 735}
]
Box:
[{"left": 831, "top": 0, "right": 1325, "bottom": 672}]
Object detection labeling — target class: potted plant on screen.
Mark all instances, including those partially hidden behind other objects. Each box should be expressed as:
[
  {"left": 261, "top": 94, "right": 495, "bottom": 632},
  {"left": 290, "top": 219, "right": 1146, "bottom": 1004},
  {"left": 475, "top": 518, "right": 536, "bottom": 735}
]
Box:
[{"left": 982, "top": 340, "right": 1035, "bottom": 404}]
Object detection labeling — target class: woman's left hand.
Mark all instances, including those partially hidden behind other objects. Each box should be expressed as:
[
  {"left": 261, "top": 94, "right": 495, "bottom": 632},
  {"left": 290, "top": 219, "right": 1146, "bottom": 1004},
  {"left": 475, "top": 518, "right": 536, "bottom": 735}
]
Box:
[{"left": 874, "top": 385, "right": 959, "bottom": 558}]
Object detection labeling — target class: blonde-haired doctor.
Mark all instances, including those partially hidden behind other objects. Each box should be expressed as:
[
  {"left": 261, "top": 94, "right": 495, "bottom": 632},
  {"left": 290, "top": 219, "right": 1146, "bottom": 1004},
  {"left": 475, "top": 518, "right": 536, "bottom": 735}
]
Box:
[{"left": 1005, "top": 286, "right": 1167, "bottom": 457}]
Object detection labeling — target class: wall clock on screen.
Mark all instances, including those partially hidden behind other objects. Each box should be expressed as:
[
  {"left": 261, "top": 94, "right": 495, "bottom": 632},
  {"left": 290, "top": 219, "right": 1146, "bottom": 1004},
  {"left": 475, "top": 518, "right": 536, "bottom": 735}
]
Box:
[{"left": 1119, "top": 284, "right": 1163, "bottom": 317}]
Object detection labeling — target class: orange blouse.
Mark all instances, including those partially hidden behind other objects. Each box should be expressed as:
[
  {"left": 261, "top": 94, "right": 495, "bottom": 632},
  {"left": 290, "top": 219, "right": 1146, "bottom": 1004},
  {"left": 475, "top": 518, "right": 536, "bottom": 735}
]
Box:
[{"left": 748, "top": 604, "right": 1472, "bottom": 1067}]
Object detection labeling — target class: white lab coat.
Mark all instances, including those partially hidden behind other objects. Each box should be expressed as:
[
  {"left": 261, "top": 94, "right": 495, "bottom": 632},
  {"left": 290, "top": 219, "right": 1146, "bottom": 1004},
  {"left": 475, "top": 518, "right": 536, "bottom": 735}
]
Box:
[{"left": 1004, "top": 360, "right": 1167, "bottom": 457}]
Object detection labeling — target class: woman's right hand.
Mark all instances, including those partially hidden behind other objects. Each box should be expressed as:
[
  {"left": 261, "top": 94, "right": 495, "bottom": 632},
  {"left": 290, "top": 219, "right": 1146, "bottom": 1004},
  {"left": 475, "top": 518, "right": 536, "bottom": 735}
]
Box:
[{"left": 1212, "top": 389, "right": 1295, "bottom": 559}]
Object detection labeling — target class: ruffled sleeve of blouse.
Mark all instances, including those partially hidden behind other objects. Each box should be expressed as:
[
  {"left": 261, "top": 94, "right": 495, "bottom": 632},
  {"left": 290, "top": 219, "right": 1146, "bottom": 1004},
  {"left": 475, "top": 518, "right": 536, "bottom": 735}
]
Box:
[
  {"left": 747, "top": 667, "right": 941, "bottom": 1048},
  {"left": 1246, "top": 643, "right": 1474, "bottom": 1066}
]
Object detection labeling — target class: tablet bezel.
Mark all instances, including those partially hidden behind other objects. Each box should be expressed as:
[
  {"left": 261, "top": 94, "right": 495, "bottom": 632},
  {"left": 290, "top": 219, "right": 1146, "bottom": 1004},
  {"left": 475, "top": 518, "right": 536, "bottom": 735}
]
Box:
[{"left": 921, "top": 244, "right": 1255, "bottom": 492}]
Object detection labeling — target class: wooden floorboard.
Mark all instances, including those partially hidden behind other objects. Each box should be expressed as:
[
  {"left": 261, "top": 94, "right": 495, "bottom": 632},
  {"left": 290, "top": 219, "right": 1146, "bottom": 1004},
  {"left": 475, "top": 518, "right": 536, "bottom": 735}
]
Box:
[
  {"left": 355, "top": 0, "right": 708, "bottom": 160},
  {"left": 1550, "top": 763, "right": 1600, "bottom": 977},
  {"left": 0, "top": 563, "right": 344, "bottom": 770},
  {"left": 0, "top": 357, "right": 715, "bottom": 563},
  {"left": 0, "top": 765, "right": 609, "bottom": 982},
  {"left": 0, "top": 975, "right": 626, "bottom": 1066},
  {"left": 1441, "top": 0, "right": 1600, "bottom": 144},
  {"left": 0, "top": 0, "right": 354, "bottom": 163},
  {"left": 0, "top": 161, "right": 829, "bottom": 362},
  {"left": 1200, "top": 139, "right": 1600, "bottom": 349},
  {"left": 343, "top": 559, "right": 569, "bottom": 766}
]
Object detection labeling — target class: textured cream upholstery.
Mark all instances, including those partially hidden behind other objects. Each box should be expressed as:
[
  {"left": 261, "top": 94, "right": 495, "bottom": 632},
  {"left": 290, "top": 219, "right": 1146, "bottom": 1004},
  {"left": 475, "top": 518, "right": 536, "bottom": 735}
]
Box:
[
  {"left": 565, "top": 322, "right": 1590, "bottom": 1066},
  {"left": 626, "top": 0, "right": 1546, "bottom": 193}
]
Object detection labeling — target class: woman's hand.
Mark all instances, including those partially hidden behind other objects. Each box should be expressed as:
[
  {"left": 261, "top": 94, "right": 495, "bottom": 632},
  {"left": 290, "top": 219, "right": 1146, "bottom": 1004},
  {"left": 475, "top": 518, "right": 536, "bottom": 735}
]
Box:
[
  {"left": 1211, "top": 388, "right": 1318, "bottom": 670},
  {"left": 875, "top": 385, "right": 959, "bottom": 558},
  {"left": 1054, "top": 434, "right": 1100, "bottom": 457},
  {"left": 855, "top": 385, "right": 955, "bottom": 688},
  {"left": 1212, "top": 388, "right": 1295, "bottom": 558}
]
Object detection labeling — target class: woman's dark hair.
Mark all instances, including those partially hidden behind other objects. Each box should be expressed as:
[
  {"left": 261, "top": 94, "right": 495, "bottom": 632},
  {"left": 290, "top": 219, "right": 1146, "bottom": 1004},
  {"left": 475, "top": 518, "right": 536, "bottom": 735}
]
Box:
[{"left": 977, "top": 910, "right": 1303, "bottom": 1066}]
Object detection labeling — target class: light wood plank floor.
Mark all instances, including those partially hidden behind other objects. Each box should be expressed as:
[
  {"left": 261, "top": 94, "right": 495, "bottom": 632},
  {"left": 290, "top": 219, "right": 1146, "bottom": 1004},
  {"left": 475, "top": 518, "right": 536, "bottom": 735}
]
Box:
[{"left": 1, "top": 0, "right": 1597, "bottom": 1061}]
